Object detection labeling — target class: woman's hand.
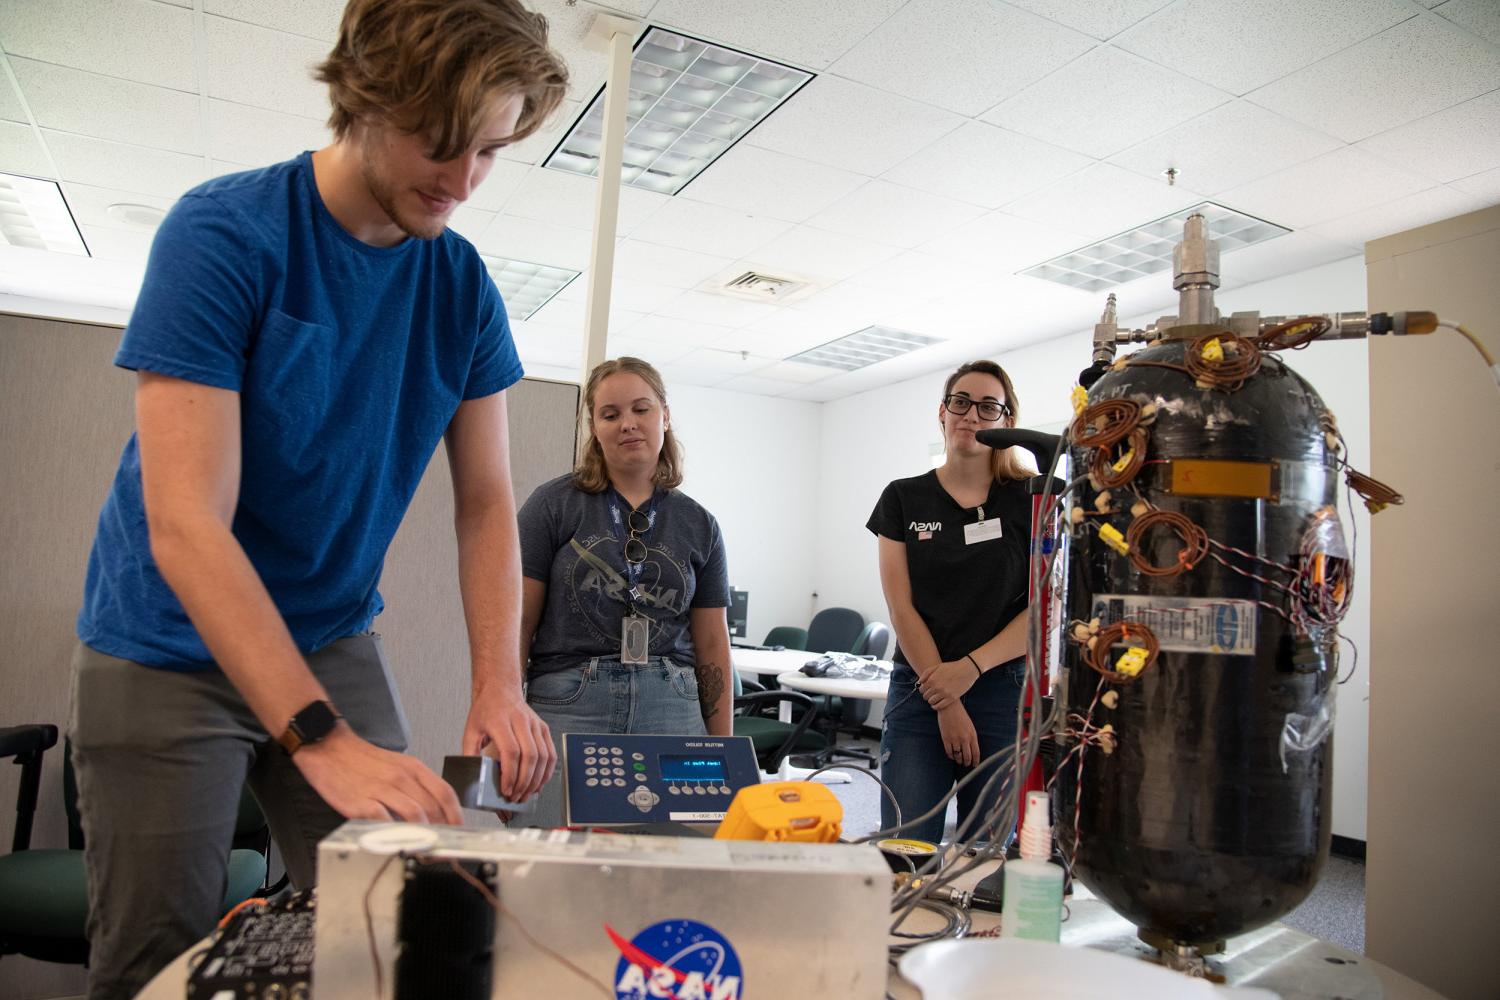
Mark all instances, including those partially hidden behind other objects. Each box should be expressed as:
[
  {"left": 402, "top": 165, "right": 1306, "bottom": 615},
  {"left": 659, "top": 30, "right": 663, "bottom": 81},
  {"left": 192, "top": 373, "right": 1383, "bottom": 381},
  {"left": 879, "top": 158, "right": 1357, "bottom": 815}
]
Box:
[
  {"left": 918, "top": 658, "right": 980, "bottom": 711},
  {"left": 936, "top": 703, "right": 980, "bottom": 768}
]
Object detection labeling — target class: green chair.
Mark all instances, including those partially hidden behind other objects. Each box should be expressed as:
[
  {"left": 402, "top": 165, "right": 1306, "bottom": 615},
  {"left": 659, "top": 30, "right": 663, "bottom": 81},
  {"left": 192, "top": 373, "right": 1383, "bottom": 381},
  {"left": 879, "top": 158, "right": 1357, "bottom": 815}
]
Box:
[
  {"left": 731, "top": 671, "right": 828, "bottom": 773},
  {"left": 0, "top": 724, "right": 270, "bottom": 966},
  {"left": 762, "top": 626, "right": 808, "bottom": 650}
]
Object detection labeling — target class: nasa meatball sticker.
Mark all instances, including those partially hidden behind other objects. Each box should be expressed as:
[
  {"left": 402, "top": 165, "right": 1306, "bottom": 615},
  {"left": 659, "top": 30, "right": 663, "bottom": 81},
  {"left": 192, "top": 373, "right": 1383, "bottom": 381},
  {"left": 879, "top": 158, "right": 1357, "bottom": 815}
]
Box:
[{"left": 608, "top": 918, "right": 743, "bottom": 1000}]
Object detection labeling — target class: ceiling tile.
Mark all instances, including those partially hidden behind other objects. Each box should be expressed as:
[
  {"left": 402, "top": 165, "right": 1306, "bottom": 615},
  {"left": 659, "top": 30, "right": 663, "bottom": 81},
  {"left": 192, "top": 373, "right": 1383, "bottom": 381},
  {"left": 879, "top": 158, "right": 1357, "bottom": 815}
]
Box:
[
  {"left": 735, "top": 308, "right": 844, "bottom": 358},
  {"left": 79, "top": 223, "right": 155, "bottom": 263},
  {"left": 880, "top": 121, "right": 1092, "bottom": 210},
  {"left": 782, "top": 380, "right": 853, "bottom": 402},
  {"left": 716, "top": 373, "right": 805, "bottom": 396},
  {"left": 501, "top": 167, "right": 666, "bottom": 235},
  {"left": 1003, "top": 0, "right": 1174, "bottom": 40},
  {"left": 525, "top": 295, "right": 643, "bottom": 333},
  {"left": 205, "top": 15, "right": 331, "bottom": 121},
  {"left": 60, "top": 182, "right": 176, "bottom": 230},
  {"left": 679, "top": 145, "right": 865, "bottom": 222},
  {"left": 592, "top": 278, "right": 686, "bottom": 316},
  {"left": 1114, "top": 0, "right": 1413, "bottom": 95},
  {"left": 919, "top": 209, "right": 1092, "bottom": 275},
  {"left": 464, "top": 159, "right": 532, "bottom": 213},
  {"left": 1215, "top": 229, "right": 1361, "bottom": 286},
  {"left": 783, "top": 277, "right": 927, "bottom": 329},
  {"left": 1432, "top": 0, "right": 1500, "bottom": 46},
  {"left": 475, "top": 214, "right": 593, "bottom": 269},
  {"left": 830, "top": 0, "right": 1095, "bottom": 116},
  {"left": 9, "top": 58, "right": 201, "bottom": 155},
  {"left": 658, "top": 347, "right": 775, "bottom": 387},
  {"left": 42, "top": 130, "right": 206, "bottom": 199},
  {"left": 613, "top": 238, "right": 734, "bottom": 288},
  {"left": 509, "top": 319, "right": 582, "bottom": 369},
  {"left": 740, "top": 225, "right": 900, "bottom": 285},
  {"left": 646, "top": 0, "right": 906, "bottom": 69},
  {"left": 1309, "top": 185, "right": 1486, "bottom": 247},
  {"left": 521, "top": 0, "right": 613, "bottom": 97},
  {"left": 746, "top": 359, "right": 837, "bottom": 384},
  {"left": 0, "top": 0, "right": 196, "bottom": 92},
  {"left": 1110, "top": 100, "right": 1343, "bottom": 195},
  {"left": 621, "top": 313, "right": 737, "bottom": 348},
  {"left": 602, "top": 334, "right": 699, "bottom": 367},
  {"left": 1, "top": 71, "right": 29, "bottom": 124},
  {"left": 1353, "top": 89, "right": 1500, "bottom": 184},
  {"left": 204, "top": 0, "right": 343, "bottom": 41},
  {"left": 654, "top": 289, "right": 780, "bottom": 328},
  {"left": 999, "top": 164, "right": 1204, "bottom": 244},
  {"left": 627, "top": 198, "right": 790, "bottom": 259},
  {"left": 499, "top": 99, "right": 578, "bottom": 166},
  {"left": 445, "top": 206, "right": 495, "bottom": 244},
  {"left": 807, "top": 180, "right": 987, "bottom": 249},
  {"left": 845, "top": 250, "right": 1000, "bottom": 300},
  {"left": 1451, "top": 166, "right": 1500, "bottom": 203},
  {"left": 207, "top": 100, "right": 330, "bottom": 167},
  {"left": 985, "top": 45, "right": 1232, "bottom": 159},
  {"left": 743, "top": 75, "right": 962, "bottom": 176},
  {"left": 1249, "top": 15, "right": 1500, "bottom": 142},
  {"left": 1217, "top": 145, "right": 1434, "bottom": 229},
  {"left": 0, "top": 121, "right": 53, "bottom": 177}
]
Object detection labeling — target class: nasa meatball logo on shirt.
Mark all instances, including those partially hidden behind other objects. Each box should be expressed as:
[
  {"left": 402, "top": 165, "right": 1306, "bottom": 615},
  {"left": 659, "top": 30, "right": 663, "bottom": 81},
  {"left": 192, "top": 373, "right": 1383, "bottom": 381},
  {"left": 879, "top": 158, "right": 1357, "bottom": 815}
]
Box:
[{"left": 608, "top": 918, "right": 743, "bottom": 1000}]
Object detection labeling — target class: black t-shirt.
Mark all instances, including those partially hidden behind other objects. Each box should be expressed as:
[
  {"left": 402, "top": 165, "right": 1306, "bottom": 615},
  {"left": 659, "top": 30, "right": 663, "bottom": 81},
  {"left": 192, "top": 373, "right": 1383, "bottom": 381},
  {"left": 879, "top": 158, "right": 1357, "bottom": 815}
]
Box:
[{"left": 866, "top": 470, "right": 1030, "bottom": 668}]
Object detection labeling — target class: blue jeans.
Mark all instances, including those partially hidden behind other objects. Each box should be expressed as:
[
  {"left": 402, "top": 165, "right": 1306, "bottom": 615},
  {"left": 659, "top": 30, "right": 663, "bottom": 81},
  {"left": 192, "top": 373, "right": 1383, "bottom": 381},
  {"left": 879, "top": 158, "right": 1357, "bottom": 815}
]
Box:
[
  {"left": 879, "top": 660, "right": 1026, "bottom": 844},
  {"left": 520, "top": 657, "right": 706, "bottom": 827}
]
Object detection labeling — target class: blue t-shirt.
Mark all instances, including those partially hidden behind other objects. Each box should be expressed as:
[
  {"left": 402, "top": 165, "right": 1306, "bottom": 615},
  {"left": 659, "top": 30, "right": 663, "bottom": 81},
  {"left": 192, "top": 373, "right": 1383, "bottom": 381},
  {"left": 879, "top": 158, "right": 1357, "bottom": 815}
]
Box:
[{"left": 77, "top": 152, "right": 523, "bottom": 670}]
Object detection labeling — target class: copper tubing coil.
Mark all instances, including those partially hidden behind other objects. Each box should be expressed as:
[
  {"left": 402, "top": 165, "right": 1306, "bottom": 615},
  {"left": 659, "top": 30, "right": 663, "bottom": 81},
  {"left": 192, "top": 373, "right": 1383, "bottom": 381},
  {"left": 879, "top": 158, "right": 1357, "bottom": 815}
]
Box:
[
  {"left": 1257, "top": 315, "right": 1332, "bottom": 351},
  {"left": 1071, "top": 398, "right": 1142, "bottom": 449},
  {"left": 1090, "top": 426, "right": 1150, "bottom": 488},
  {"left": 1126, "top": 509, "right": 1209, "bottom": 577},
  {"left": 1184, "top": 332, "right": 1262, "bottom": 390},
  {"left": 1082, "top": 621, "right": 1161, "bottom": 685}
]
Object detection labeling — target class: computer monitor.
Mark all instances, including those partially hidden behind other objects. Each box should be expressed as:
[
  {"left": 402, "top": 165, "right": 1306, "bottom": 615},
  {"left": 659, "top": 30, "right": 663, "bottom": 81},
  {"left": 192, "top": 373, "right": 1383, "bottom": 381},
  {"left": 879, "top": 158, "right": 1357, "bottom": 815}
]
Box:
[{"left": 728, "top": 588, "right": 748, "bottom": 638}]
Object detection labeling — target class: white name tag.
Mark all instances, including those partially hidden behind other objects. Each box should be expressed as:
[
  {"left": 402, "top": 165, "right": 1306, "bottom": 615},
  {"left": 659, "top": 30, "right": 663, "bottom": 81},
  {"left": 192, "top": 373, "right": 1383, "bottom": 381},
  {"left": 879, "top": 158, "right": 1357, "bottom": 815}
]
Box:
[{"left": 964, "top": 518, "right": 1004, "bottom": 545}]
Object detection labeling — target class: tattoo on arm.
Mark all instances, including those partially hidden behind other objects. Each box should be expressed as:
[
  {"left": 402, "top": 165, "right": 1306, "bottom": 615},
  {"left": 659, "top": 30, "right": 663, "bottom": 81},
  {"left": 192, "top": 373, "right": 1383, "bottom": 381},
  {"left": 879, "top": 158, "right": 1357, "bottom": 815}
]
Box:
[{"left": 695, "top": 661, "right": 726, "bottom": 720}]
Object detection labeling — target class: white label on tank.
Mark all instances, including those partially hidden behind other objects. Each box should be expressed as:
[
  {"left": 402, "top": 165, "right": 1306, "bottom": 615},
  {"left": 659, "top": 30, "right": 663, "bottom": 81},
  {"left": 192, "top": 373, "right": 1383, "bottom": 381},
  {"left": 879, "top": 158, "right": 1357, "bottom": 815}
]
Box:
[{"left": 1091, "top": 595, "right": 1258, "bottom": 655}]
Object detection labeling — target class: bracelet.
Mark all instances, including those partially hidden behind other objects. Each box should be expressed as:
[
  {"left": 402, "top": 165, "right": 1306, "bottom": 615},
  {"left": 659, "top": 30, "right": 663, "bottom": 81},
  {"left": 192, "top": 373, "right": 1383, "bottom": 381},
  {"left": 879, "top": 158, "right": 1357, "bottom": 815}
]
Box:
[{"left": 966, "top": 654, "right": 982, "bottom": 677}]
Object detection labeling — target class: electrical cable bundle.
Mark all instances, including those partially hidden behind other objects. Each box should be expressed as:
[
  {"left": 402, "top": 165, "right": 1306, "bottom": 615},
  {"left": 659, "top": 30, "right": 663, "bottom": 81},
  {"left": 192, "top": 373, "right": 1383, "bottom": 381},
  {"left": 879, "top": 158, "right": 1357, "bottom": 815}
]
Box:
[{"left": 1125, "top": 509, "right": 1208, "bottom": 578}]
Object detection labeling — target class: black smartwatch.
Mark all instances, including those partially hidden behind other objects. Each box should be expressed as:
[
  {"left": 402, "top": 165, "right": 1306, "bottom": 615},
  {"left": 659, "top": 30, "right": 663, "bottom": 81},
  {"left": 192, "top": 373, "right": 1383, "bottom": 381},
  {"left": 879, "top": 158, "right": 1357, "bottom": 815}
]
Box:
[{"left": 277, "top": 700, "right": 343, "bottom": 756}]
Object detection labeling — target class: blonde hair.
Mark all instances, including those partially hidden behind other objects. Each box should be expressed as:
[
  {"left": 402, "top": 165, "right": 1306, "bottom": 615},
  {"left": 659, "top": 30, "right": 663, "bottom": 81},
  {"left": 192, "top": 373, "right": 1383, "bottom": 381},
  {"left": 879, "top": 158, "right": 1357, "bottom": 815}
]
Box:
[
  {"left": 574, "top": 357, "right": 685, "bottom": 493},
  {"left": 943, "top": 360, "right": 1033, "bottom": 482},
  {"left": 316, "top": 0, "right": 569, "bottom": 160}
]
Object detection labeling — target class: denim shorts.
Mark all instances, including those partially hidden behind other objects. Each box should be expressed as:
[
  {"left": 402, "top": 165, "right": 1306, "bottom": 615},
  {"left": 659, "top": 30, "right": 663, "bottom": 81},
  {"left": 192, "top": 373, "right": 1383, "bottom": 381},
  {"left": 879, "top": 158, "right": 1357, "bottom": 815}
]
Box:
[
  {"left": 519, "top": 657, "right": 706, "bottom": 827},
  {"left": 879, "top": 660, "right": 1026, "bottom": 844}
]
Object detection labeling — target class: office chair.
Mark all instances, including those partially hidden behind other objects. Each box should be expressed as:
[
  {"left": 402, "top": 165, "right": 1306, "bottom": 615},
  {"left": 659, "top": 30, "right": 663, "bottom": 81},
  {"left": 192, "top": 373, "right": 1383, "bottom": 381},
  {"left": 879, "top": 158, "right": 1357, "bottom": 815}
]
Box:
[
  {"left": 0, "top": 724, "right": 270, "bottom": 966},
  {"left": 731, "top": 674, "right": 828, "bottom": 773},
  {"left": 805, "top": 608, "right": 864, "bottom": 654},
  {"left": 762, "top": 626, "right": 808, "bottom": 650}
]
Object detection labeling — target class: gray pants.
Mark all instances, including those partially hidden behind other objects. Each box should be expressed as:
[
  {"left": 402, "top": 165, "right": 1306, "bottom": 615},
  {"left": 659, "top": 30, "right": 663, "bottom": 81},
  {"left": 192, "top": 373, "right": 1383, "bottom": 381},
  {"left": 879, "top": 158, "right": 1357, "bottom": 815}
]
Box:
[{"left": 68, "top": 634, "right": 410, "bottom": 1000}]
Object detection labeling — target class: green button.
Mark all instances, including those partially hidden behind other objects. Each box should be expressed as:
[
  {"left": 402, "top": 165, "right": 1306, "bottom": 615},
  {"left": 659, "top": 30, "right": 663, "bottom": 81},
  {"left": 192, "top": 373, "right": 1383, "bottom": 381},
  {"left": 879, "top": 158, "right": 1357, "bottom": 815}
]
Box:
[{"left": 633, "top": 762, "right": 646, "bottom": 771}]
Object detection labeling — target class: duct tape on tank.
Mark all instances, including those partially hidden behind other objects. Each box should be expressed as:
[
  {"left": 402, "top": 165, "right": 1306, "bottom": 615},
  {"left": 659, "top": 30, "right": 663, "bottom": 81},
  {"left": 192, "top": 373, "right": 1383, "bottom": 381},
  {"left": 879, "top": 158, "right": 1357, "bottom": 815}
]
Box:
[
  {"left": 1280, "top": 681, "right": 1337, "bottom": 773},
  {"left": 1091, "top": 595, "right": 1257, "bottom": 656}
]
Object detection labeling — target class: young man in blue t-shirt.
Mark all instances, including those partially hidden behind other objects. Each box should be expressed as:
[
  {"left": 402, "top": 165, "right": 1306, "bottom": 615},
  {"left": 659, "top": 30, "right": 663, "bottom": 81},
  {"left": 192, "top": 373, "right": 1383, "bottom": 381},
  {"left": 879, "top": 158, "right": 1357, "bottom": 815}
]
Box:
[{"left": 68, "top": 2, "right": 568, "bottom": 995}]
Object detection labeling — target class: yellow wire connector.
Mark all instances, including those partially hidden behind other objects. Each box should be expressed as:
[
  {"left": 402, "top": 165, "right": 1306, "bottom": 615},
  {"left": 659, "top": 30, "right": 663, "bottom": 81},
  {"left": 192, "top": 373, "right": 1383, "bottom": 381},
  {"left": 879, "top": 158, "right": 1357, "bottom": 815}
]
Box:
[
  {"left": 1200, "top": 337, "right": 1224, "bottom": 363},
  {"left": 1099, "top": 523, "right": 1130, "bottom": 555},
  {"left": 1071, "top": 385, "right": 1090, "bottom": 415},
  {"left": 1115, "top": 647, "right": 1149, "bottom": 677}
]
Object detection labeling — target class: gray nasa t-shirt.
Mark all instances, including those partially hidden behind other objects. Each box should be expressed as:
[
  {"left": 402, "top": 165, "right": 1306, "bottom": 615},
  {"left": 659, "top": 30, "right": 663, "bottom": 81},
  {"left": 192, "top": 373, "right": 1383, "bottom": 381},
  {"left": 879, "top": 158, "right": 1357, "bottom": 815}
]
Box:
[{"left": 519, "top": 474, "right": 730, "bottom": 675}]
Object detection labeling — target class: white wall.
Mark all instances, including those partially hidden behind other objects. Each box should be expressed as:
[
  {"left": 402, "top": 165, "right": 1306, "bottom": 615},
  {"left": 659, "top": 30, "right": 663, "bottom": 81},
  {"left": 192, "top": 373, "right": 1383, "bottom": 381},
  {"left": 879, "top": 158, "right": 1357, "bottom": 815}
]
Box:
[
  {"left": 667, "top": 383, "right": 822, "bottom": 643},
  {"left": 811, "top": 255, "right": 1373, "bottom": 840}
]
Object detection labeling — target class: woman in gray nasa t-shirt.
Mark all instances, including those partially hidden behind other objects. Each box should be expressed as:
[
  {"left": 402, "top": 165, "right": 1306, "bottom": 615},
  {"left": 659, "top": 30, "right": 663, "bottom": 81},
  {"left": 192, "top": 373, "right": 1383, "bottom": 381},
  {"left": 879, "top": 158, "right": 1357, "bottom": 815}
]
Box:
[{"left": 513, "top": 357, "right": 733, "bottom": 827}]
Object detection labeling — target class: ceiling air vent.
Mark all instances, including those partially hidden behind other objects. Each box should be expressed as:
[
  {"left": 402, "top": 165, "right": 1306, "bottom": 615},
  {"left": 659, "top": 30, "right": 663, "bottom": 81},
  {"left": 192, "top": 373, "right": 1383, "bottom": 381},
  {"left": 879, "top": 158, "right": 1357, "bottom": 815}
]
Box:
[{"left": 715, "top": 270, "right": 813, "bottom": 302}]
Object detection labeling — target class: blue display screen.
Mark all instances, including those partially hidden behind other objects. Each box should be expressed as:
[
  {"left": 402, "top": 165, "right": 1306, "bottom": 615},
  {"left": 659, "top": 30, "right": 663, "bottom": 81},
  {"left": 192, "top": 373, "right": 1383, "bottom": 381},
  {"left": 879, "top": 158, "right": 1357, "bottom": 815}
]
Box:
[{"left": 660, "top": 755, "right": 726, "bottom": 783}]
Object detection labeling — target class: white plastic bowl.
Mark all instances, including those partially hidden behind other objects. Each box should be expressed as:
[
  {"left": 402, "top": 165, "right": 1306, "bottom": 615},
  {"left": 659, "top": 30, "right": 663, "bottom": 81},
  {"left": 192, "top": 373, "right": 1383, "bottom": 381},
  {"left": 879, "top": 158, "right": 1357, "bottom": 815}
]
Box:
[{"left": 899, "top": 939, "right": 1280, "bottom": 1000}]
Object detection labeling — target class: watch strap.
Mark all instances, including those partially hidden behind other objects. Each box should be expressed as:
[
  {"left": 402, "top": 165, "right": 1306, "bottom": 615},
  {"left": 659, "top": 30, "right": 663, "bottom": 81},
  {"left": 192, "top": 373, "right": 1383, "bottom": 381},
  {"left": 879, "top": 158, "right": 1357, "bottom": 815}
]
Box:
[{"left": 277, "top": 700, "right": 342, "bottom": 756}]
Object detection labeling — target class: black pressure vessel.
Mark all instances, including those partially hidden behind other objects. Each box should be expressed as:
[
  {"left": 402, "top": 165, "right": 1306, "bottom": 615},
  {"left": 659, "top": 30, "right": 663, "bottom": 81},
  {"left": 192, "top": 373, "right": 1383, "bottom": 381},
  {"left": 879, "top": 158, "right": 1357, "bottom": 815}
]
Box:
[{"left": 1056, "top": 332, "right": 1338, "bottom": 948}]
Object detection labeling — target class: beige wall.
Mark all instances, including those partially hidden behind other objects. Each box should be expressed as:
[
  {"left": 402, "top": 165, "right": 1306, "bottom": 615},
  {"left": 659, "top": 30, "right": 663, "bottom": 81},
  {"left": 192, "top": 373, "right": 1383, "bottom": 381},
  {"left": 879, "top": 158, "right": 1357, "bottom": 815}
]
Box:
[
  {"left": 1365, "top": 205, "right": 1500, "bottom": 1000},
  {"left": 0, "top": 313, "right": 576, "bottom": 1000}
]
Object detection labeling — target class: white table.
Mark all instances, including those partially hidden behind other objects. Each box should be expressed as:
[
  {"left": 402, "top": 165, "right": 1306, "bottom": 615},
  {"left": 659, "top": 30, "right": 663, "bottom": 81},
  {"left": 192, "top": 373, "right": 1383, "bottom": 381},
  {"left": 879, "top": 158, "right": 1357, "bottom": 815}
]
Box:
[{"left": 732, "top": 646, "right": 819, "bottom": 683}]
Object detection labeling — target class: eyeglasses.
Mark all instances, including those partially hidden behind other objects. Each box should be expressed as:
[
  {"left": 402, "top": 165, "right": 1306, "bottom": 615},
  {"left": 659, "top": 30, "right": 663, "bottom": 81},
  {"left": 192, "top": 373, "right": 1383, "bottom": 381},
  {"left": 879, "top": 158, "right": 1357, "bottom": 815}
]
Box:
[
  {"left": 624, "top": 508, "right": 650, "bottom": 565},
  {"left": 943, "top": 394, "right": 1010, "bottom": 421}
]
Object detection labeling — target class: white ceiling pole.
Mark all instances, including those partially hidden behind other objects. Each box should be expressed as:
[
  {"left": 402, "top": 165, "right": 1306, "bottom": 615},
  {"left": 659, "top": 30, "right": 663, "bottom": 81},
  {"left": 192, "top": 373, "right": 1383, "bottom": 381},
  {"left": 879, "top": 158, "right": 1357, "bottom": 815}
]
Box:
[{"left": 579, "top": 14, "right": 641, "bottom": 390}]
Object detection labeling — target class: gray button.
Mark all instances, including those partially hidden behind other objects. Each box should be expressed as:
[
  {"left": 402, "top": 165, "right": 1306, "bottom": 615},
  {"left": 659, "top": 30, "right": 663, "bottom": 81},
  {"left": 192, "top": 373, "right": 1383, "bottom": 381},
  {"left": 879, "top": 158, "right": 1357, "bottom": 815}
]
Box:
[
  {"left": 585, "top": 778, "right": 598, "bottom": 787},
  {"left": 667, "top": 786, "right": 679, "bottom": 795},
  {"left": 585, "top": 767, "right": 596, "bottom": 776},
  {"left": 634, "top": 773, "right": 647, "bottom": 782},
  {"left": 693, "top": 785, "right": 706, "bottom": 795},
  {"left": 718, "top": 785, "right": 731, "bottom": 795},
  {"left": 612, "top": 767, "right": 625, "bottom": 777},
  {"left": 611, "top": 746, "right": 624, "bottom": 755},
  {"left": 632, "top": 752, "right": 645, "bottom": 761},
  {"left": 584, "top": 757, "right": 596, "bottom": 766},
  {"left": 583, "top": 747, "right": 597, "bottom": 756},
  {"left": 614, "top": 778, "right": 627, "bottom": 787}
]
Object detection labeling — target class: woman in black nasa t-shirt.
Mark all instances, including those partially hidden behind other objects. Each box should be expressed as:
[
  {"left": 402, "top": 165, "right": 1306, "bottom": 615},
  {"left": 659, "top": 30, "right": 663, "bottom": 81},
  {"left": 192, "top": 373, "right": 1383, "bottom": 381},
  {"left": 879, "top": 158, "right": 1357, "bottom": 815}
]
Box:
[{"left": 866, "top": 360, "right": 1032, "bottom": 844}]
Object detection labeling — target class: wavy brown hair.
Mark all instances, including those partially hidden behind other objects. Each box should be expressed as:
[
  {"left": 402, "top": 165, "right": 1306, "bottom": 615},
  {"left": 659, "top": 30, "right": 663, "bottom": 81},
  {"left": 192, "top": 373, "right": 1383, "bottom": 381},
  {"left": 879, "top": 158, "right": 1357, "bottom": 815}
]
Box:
[
  {"left": 316, "top": 0, "right": 569, "bottom": 160},
  {"left": 574, "top": 357, "right": 685, "bottom": 494},
  {"left": 943, "top": 360, "right": 1033, "bottom": 482}
]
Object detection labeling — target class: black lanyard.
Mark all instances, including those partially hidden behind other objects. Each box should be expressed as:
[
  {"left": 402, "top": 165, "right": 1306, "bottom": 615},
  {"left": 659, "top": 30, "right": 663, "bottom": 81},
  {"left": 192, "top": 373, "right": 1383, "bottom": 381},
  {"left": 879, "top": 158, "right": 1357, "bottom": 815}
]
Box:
[{"left": 607, "top": 488, "right": 659, "bottom": 606}]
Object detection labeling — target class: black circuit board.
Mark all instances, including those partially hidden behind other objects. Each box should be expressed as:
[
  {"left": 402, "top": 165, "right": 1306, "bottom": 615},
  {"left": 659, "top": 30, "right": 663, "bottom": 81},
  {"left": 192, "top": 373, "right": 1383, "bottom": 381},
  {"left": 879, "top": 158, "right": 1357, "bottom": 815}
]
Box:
[{"left": 185, "top": 891, "right": 315, "bottom": 1000}]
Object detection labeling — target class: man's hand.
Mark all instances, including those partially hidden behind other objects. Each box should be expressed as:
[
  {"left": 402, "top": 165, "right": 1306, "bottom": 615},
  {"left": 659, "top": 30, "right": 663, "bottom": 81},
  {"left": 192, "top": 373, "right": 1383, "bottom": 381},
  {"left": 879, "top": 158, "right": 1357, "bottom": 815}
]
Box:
[
  {"left": 936, "top": 703, "right": 980, "bottom": 768},
  {"left": 462, "top": 684, "right": 555, "bottom": 802},
  {"left": 918, "top": 658, "right": 980, "bottom": 711},
  {"left": 293, "top": 727, "right": 462, "bottom": 824}
]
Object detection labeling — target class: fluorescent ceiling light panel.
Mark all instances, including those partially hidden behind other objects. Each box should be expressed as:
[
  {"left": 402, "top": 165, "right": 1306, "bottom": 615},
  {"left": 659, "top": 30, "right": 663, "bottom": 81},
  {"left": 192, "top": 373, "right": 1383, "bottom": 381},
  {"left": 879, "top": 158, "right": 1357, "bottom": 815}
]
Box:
[
  {"left": 0, "top": 173, "right": 88, "bottom": 255},
  {"left": 1019, "top": 202, "right": 1290, "bottom": 294},
  {"left": 788, "top": 325, "right": 942, "bottom": 371},
  {"left": 544, "top": 27, "right": 813, "bottom": 196},
  {"left": 481, "top": 255, "right": 579, "bottom": 321}
]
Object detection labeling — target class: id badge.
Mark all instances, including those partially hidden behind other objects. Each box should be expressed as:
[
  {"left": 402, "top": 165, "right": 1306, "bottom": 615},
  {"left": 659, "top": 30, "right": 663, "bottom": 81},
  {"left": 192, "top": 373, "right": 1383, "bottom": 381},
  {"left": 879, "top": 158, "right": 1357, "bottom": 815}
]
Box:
[
  {"left": 965, "top": 518, "right": 1004, "bottom": 545},
  {"left": 621, "top": 614, "right": 650, "bottom": 665}
]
